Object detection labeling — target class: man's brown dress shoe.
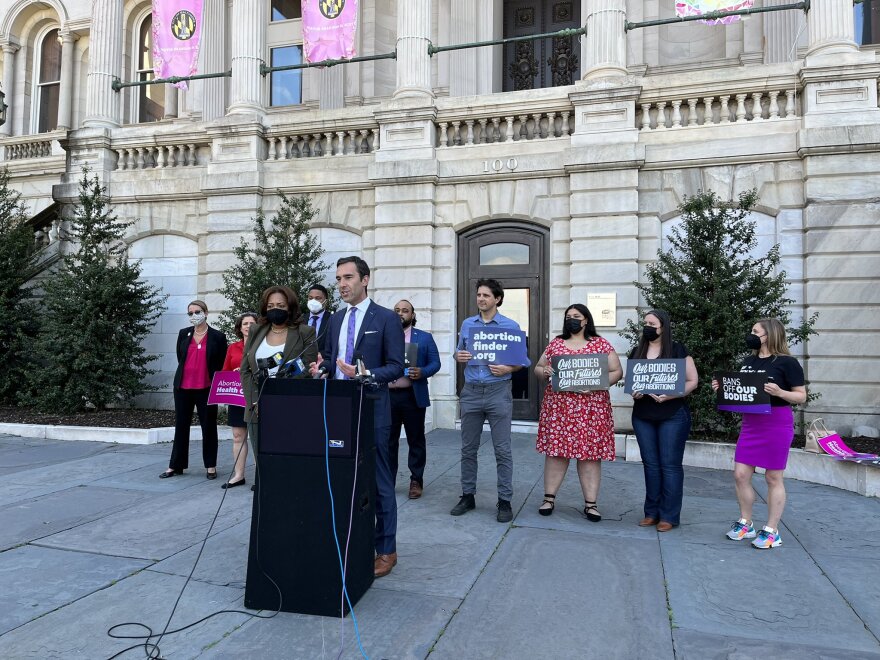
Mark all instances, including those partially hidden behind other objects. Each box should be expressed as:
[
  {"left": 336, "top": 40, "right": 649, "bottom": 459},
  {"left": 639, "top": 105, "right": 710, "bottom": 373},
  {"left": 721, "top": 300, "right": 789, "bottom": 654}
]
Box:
[
  {"left": 656, "top": 521, "right": 674, "bottom": 532},
  {"left": 408, "top": 480, "right": 423, "bottom": 499},
  {"left": 638, "top": 517, "right": 658, "bottom": 527},
  {"left": 374, "top": 552, "right": 397, "bottom": 578}
]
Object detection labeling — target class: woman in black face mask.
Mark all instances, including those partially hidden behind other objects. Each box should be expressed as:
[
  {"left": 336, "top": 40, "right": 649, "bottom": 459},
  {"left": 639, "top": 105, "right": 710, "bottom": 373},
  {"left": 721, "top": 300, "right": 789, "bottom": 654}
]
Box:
[
  {"left": 711, "top": 318, "right": 806, "bottom": 550},
  {"left": 240, "top": 286, "right": 319, "bottom": 454},
  {"left": 161, "top": 300, "right": 229, "bottom": 479},
  {"left": 628, "top": 310, "right": 699, "bottom": 532},
  {"left": 533, "top": 304, "right": 623, "bottom": 520}
]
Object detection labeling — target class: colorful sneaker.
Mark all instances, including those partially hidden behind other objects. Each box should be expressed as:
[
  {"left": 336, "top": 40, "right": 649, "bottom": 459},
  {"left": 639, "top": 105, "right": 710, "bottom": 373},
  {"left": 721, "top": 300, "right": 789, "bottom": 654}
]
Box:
[
  {"left": 726, "top": 518, "right": 756, "bottom": 541},
  {"left": 751, "top": 526, "right": 782, "bottom": 549}
]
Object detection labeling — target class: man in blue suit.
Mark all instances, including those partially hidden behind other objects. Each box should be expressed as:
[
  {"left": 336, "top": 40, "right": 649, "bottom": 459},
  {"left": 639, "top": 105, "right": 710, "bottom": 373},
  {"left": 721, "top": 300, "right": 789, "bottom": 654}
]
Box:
[
  {"left": 305, "top": 284, "right": 333, "bottom": 356},
  {"left": 318, "top": 256, "right": 404, "bottom": 578},
  {"left": 388, "top": 300, "right": 441, "bottom": 499}
]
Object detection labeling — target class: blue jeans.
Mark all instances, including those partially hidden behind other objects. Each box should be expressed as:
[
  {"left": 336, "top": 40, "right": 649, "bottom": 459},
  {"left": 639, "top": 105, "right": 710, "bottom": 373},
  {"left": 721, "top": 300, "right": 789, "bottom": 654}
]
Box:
[{"left": 632, "top": 406, "right": 691, "bottom": 525}]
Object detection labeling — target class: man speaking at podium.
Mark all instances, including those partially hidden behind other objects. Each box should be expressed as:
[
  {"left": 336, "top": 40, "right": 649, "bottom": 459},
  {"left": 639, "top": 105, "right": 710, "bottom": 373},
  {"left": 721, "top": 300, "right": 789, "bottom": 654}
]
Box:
[{"left": 318, "top": 256, "right": 405, "bottom": 578}]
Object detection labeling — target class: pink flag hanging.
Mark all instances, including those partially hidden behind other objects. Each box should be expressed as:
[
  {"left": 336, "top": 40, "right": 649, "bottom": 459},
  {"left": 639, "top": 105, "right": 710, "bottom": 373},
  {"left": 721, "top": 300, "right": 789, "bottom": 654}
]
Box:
[
  {"left": 152, "top": 0, "right": 205, "bottom": 89},
  {"left": 675, "top": 0, "right": 754, "bottom": 26},
  {"left": 302, "top": 0, "right": 359, "bottom": 63}
]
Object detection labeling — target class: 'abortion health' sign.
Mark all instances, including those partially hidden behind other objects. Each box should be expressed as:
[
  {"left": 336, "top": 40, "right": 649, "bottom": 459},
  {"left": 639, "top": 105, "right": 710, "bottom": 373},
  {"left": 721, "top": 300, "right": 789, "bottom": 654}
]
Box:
[
  {"left": 714, "top": 371, "right": 770, "bottom": 414},
  {"left": 551, "top": 354, "right": 609, "bottom": 392},
  {"left": 624, "top": 359, "right": 686, "bottom": 396},
  {"left": 208, "top": 370, "right": 245, "bottom": 407},
  {"left": 465, "top": 328, "right": 529, "bottom": 365}
]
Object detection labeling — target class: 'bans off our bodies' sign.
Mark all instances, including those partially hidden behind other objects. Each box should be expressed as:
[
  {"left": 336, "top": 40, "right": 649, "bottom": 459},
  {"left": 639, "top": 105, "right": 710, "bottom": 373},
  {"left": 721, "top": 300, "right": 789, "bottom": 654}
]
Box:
[
  {"left": 208, "top": 371, "right": 245, "bottom": 407},
  {"left": 551, "top": 354, "right": 609, "bottom": 392},
  {"left": 465, "top": 328, "right": 530, "bottom": 366},
  {"left": 624, "top": 359, "right": 686, "bottom": 396},
  {"left": 714, "top": 371, "right": 770, "bottom": 414}
]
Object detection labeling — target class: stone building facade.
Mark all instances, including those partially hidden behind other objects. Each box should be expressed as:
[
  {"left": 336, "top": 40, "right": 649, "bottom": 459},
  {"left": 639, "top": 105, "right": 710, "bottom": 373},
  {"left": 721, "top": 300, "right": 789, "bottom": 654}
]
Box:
[{"left": 1, "top": 0, "right": 878, "bottom": 433}]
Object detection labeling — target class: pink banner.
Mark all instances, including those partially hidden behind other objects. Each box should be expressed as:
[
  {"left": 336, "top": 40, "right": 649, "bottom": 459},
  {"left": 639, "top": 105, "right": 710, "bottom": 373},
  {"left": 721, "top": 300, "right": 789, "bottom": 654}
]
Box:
[
  {"left": 818, "top": 433, "right": 880, "bottom": 460},
  {"left": 302, "top": 0, "right": 359, "bottom": 63},
  {"left": 208, "top": 371, "right": 246, "bottom": 407},
  {"left": 152, "top": 0, "right": 204, "bottom": 89},
  {"left": 675, "top": 1, "right": 754, "bottom": 26}
]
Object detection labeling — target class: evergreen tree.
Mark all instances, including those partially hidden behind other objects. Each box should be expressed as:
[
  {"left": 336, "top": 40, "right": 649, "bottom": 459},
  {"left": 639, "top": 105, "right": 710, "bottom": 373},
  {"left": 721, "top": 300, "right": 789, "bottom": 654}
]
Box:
[
  {"left": 0, "top": 169, "right": 39, "bottom": 403},
  {"left": 21, "top": 169, "right": 166, "bottom": 413},
  {"left": 621, "top": 189, "right": 817, "bottom": 437},
  {"left": 217, "top": 193, "right": 333, "bottom": 336}
]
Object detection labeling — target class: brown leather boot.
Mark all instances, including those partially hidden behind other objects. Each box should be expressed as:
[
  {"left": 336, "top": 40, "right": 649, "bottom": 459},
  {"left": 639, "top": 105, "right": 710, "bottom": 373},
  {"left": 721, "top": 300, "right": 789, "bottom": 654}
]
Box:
[{"left": 408, "top": 480, "right": 423, "bottom": 499}]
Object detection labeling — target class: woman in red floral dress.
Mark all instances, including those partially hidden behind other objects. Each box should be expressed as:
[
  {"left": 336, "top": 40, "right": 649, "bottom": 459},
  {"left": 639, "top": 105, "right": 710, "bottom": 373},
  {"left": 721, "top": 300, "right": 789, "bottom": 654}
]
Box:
[{"left": 534, "top": 303, "right": 622, "bottom": 521}]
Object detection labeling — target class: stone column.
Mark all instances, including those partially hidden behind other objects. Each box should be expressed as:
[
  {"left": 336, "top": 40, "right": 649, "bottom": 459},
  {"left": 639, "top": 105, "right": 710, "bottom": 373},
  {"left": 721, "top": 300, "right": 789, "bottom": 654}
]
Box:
[
  {"left": 394, "top": 0, "right": 433, "bottom": 98},
  {"left": 320, "top": 67, "right": 344, "bottom": 109},
  {"left": 228, "top": 0, "right": 266, "bottom": 114},
  {"left": 583, "top": 0, "right": 627, "bottom": 79},
  {"left": 765, "top": 0, "right": 805, "bottom": 64},
  {"left": 806, "top": 0, "right": 857, "bottom": 60},
  {"left": 202, "top": 0, "right": 227, "bottom": 120},
  {"left": 84, "top": 0, "right": 124, "bottom": 127},
  {"left": 56, "top": 31, "right": 77, "bottom": 130},
  {"left": 0, "top": 44, "right": 18, "bottom": 136},
  {"left": 163, "top": 85, "right": 179, "bottom": 119}
]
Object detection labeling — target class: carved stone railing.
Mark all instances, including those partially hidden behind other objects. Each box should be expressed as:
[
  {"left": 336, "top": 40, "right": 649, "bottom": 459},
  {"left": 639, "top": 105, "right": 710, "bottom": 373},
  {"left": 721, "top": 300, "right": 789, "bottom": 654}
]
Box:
[
  {"left": 434, "top": 87, "right": 575, "bottom": 148},
  {"left": 266, "top": 126, "right": 379, "bottom": 159},
  {"left": 636, "top": 64, "right": 802, "bottom": 131},
  {"left": 114, "top": 142, "right": 207, "bottom": 170},
  {"left": 265, "top": 106, "right": 381, "bottom": 160},
  {"left": 0, "top": 130, "right": 66, "bottom": 161}
]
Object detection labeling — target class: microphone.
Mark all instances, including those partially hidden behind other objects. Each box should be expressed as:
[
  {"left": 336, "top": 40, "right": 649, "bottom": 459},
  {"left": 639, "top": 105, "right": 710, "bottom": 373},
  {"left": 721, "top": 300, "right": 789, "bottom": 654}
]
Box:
[
  {"left": 256, "top": 351, "right": 284, "bottom": 373},
  {"left": 313, "top": 363, "right": 330, "bottom": 379},
  {"left": 275, "top": 337, "right": 319, "bottom": 379}
]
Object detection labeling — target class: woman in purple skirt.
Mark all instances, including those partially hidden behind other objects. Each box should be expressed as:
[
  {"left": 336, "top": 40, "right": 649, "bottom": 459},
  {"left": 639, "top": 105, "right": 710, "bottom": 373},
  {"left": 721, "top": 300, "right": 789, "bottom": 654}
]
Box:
[{"left": 713, "top": 318, "right": 806, "bottom": 549}]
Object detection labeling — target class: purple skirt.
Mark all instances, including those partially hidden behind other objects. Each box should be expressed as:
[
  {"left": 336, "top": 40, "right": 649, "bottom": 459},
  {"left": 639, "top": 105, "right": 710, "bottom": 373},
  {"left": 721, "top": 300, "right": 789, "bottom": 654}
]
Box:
[{"left": 735, "top": 406, "right": 794, "bottom": 470}]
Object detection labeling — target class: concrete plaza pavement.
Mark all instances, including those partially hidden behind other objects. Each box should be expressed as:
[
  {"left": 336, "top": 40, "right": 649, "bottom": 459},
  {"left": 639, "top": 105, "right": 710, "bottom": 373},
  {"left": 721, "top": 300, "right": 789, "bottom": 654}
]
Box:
[{"left": 0, "top": 428, "right": 879, "bottom": 659}]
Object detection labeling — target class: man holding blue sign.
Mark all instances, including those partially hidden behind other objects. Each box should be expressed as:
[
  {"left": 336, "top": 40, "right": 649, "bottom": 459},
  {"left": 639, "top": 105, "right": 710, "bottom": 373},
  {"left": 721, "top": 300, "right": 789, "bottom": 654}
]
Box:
[{"left": 452, "top": 279, "right": 530, "bottom": 523}]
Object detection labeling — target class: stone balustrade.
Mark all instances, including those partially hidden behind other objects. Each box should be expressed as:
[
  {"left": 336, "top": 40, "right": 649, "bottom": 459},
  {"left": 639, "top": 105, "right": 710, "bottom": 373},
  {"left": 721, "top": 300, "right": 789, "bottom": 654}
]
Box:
[
  {"left": 114, "top": 142, "right": 206, "bottom": 170},
  {"left": 0, "top": 131, "right": 65, "bottom": 161},
  {"left": 636, "top": 65, "right": 804, "bottom": 131},
  {"left": 434, "top": 88, "right": 575, "bottom": 148},
  {"left": 266, "top": 126, "right": 379, "bottom": 159}
]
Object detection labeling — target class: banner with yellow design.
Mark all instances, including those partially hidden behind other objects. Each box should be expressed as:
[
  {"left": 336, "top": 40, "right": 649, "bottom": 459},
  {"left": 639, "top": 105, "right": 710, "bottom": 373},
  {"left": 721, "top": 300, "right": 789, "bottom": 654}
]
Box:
[{"left": 152, "top": 0, "right": 204, "bottom": 89}]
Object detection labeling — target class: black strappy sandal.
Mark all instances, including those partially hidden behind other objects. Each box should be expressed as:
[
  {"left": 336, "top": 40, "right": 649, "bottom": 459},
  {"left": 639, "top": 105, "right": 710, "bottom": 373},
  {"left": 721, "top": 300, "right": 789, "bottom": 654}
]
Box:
[
  {"left": 538, "top": 493, "right": 556, "bottom": 516},
  {"left": 583, "top": 500, "right": 601, "bottom": 522}
]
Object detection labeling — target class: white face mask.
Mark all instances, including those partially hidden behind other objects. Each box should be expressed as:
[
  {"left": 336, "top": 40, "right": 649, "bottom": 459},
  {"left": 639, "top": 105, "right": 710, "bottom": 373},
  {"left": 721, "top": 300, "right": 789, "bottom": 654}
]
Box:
[
  {"left": 189, "top": 312, "right": 206, "bottom": 326},
  {"left": 306, "top": 299, "right": 323, "bottom": 314}
]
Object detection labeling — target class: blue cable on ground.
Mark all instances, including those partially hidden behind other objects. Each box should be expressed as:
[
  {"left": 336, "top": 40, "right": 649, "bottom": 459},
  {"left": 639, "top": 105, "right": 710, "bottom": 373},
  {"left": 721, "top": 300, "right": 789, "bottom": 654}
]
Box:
[{"left": 323, "top": 379, "right": 369, "bottom": 660}]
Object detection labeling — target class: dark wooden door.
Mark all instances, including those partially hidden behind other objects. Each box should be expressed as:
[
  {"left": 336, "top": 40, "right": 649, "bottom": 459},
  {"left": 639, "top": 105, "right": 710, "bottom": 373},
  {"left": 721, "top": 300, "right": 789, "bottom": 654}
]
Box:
[
  {"left": 503, "top": 0, "right": 581, "bottom": 92},
  {"left": 457, "top": 224, "right": 549, "bottom": 420}
]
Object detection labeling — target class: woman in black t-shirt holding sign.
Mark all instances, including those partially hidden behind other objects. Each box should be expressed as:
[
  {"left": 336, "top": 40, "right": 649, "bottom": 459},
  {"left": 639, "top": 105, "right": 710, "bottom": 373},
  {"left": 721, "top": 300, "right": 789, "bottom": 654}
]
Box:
[
  {"left": 628, "top": 310, "right": 698, "bottom": 532},
  {"left": 712, "top": 318, "right": 806, "bottom": 550}
]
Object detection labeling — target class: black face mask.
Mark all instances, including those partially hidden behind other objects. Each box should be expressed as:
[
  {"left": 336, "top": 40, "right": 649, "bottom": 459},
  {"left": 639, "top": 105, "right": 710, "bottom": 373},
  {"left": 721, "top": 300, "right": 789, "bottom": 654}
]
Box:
[
  {"left": 564, "top": 318, "right": 583, "bottom": 335},
  {"left": 642, "top": 326, "right": 659, "bottom": 342},
  {"left": 745, "top": 333, "right": 762, "bottom": 350},
  {"left": 266, "top": 309, "right": 289, "bottom": 326}
]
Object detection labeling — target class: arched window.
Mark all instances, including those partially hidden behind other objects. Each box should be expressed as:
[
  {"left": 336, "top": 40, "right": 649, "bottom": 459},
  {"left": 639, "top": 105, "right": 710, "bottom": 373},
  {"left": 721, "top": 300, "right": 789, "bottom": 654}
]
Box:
[
  {"left": 35, "top": 28, "right": 62, "bottom": 132},
  {"left": 137, "top": 15, "right": 165, "bottom": 123}
]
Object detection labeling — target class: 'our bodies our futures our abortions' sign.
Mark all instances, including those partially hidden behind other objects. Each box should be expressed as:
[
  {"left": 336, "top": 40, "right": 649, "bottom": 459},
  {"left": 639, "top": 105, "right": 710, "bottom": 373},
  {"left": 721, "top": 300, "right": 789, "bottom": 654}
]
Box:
[
  {"left": 465, "top": 328, "right": 529, "bottom": 366},
  {"left": 624, "top": 359, "right": 686, "bottom": 396},
  {"left": 551, "top": 354, "right": 609, "bottom": 392},
  {"left": 208, "top": 371, "right": 245, "bottom": 407},
  {"left": 714, "top": 371, "right": 770, "bottom": 414}
]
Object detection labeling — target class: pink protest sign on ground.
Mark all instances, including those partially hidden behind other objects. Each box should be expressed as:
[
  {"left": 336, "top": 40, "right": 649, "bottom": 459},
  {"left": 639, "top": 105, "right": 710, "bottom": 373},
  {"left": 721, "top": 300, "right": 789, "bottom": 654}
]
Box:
[
  {"left": 675, "top": 0, "right": 754, "bottom": 25},
  {"left": 152, "top": 0, "right": 205, "bottom": 89},
  {"left": 818, "top": 434, "right": 880, "bottom": 460},
  {"left": 302, "top": 0, "right": 359, "bottom": 63},
  {"left": 208, "top": 371, "right": 245, "bottom": 407}
]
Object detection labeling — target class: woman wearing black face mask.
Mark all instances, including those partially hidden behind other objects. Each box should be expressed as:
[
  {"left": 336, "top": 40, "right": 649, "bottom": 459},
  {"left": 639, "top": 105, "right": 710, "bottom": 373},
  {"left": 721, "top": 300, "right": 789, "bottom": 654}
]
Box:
[
  {"left": 711, "top": 318, "right": 806, "bottom": 550},
  {"left": 533, "top": 304, "right": 623, "bottom": 520},
  {"left": 161, "top": 300, "right": 229, "bottom": 479},
  {"left": 628, "top": 310, "right": 699, "bottom": 531},
  {"left": 239, "top": 286, "right": 318, "bottom": 451}
]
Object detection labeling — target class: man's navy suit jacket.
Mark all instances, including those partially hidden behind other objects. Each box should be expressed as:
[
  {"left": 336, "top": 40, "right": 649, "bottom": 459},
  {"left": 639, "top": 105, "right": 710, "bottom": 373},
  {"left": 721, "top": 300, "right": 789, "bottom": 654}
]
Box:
[
  {"left": 407, "top": 327, "right": 441, "bottom": 409},
  {"left": 325, "top": 300, "right": 405, "bottom": 429}
]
